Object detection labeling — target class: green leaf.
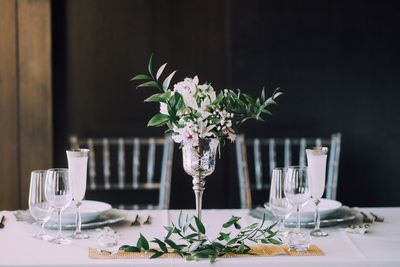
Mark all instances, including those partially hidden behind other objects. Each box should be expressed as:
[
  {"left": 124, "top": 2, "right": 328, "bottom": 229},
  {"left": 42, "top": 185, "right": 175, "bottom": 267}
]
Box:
[
  {"left": 156, "top": 63, "right": 167, "bottom": 80},
  {"left": 184, "top": 233, "right": 198, "bottom": 240},
  {"left": 194, "top": 217, "right": 206, "bottom": 235},
  {"left": 147, "top": 114, "right": 170, "bottom": 127},
  {"left": 122, "top": 246, "right": 141, "bottom": 252},
  {"left": 151, "top": 238, "right": 168, "bottom": 253},
  {"left": 150, "top": 251, "right": 164, "bottom": 259},
  {"left": 148, "top": 54, "right": 154, "bottom": 78},
  {"left": 137, "top": 81, "right": 159, "bottom": 89},
  {"left": 144, "top": 92, "right": 170, "bottom": 103},
  {"left": 217, "top": 232, "right": 231, "bottom": 241},
  {"left": 130, "top": 74, "right": 152, "bottom": 81},
  {"left": 164, "top": 239, "right": 181, "bottom": 251},
  {"left": 138, "top": 234, "right": 149, "bottom": 251},
  {"left": 162, "top": 71, "right": 177, "bottom": 91},
  {"left": 222, "top": 216, "right": 241, "bottom": 228},
  {"left": 267, "top": 238, "right": 282, "bottom": 245}
]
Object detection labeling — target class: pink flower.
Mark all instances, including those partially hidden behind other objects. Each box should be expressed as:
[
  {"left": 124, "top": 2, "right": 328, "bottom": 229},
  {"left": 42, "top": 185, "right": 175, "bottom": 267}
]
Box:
[{"left": 222, "top": 126, "right": 236, "bottom": 142}]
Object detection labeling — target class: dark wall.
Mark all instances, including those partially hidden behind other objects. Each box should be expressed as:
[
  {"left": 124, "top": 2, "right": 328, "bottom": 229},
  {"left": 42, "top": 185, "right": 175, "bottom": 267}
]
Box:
[{"left": 53, "top": 0, "right": 400, "bottom": 208}]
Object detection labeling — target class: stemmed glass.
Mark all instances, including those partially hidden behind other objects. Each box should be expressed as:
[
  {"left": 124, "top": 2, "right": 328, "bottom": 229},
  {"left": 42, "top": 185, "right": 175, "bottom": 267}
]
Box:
[
  {"left": 66, "top": 149, "right": 90, "bottom": 239},
  {"left": 306, "top": 147, "right": 329, "bottom": 237},
  {"left": 267, "top": 168, "right": 292, "bottom": 238},
  {"left": 284, "top": 166, "right": 311, "bottom": 252},
  {"left": 45, "top": 168, "right": 73, "bottom": 245},
  {"left": 28, "top": 170, "right": 53, "bottom": 240}
]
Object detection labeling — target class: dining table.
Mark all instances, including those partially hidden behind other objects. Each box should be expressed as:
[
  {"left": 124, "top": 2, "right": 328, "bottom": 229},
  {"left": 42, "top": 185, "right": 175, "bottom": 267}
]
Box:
[{"left": 0, "top": 207, "right": 399, "bottom": 267}]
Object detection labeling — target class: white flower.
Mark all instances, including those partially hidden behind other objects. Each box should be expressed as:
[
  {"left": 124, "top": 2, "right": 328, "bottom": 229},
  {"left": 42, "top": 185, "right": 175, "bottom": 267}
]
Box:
[
  {"left": 160, "top": 103, "right": 168, "bottom": 115},
  {"left": 172, "top": 125, "right": 199, "bottom": 147}
]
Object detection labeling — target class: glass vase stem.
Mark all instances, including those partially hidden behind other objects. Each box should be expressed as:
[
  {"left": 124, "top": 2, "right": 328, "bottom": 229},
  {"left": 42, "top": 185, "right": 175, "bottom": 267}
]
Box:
[{"left": 192, "top": 175, "right": 205, "bottom": 220}]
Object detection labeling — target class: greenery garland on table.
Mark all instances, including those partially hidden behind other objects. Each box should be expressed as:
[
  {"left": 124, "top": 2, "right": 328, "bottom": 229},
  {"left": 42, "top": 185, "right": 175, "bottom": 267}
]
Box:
[{"left": 119, "top": 212, "right": 281, "bottom": 262}]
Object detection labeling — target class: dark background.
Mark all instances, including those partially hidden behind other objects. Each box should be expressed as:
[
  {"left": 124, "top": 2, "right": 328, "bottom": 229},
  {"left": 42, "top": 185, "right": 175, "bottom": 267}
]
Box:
[{"left": 52, "top": 0, "right": 400, "bottom": 208}]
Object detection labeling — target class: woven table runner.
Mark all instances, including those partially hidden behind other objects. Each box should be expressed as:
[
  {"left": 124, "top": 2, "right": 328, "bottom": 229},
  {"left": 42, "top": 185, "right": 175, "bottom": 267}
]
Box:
[{"left": 89, "top": 244, "right": 323, "bottom": 259}]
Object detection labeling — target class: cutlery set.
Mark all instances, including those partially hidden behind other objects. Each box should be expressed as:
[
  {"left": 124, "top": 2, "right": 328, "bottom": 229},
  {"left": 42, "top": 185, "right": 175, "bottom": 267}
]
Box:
[
  {"left": 360, "top": 211, "right": 384, "bottom": 223},
  {"left": 131, "top": 215, "right": 152, "bottom": 226}
]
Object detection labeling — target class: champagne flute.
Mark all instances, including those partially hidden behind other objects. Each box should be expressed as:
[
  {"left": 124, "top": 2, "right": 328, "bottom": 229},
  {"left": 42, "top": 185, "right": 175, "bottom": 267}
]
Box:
[
  {"left": 267, "top": 168, "right": 292, "bottom": 238},
  {"left": 306, "top": 147, "right": 328, "bottom": 237},
  {"left": 284, "top": 166, "right": 311, "bottom": 252},
  {"left": 45, "top": 168, "right": 73, "bottom": 245},
  {"left": 28, "top": 170, "right": 53, "bottom": 240},
  {"left": 66, "top": 149, "right": 90, "bottom": 239}
]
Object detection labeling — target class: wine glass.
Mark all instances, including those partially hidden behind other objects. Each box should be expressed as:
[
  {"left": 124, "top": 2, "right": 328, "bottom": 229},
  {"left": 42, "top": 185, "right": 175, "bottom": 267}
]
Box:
[
  {"left": 28, "top": 170, "right": 53, "bottom": 240},
  {"left": 45, "top": 168, "right": 73, "bottom": 244},
  {"left": 284, "top": 166, "right": 311, "bottom": 252},
  {"left": 267, "top": 168, "right": 292, "bottom": 238},
  {"left": 66, "top": 149, "right": 90, "bottom": 239},
  {"left": 306, "top": 147, "right": 328, "bottom": 237}
]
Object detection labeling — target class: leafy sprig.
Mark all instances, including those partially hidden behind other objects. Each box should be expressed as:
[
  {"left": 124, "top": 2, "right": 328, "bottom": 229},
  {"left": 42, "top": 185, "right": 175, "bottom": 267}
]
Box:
[{"left": 119, "top": 212, "right": 281, "bottom": 263}]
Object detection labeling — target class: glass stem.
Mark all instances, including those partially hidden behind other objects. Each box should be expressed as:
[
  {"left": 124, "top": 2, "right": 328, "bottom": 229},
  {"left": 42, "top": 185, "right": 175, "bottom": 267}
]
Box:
[
  {"left": 75, "top": 202, "right": 82, "bottom": 234},
  {"left": 314, "top": 199, "right": 321, "bottom": 231},
  {"left": 296, "top": 205, "right": 301, "bottom": 232},
  {"left": 57, "top": 209, "right": 62, "bottom": 237}
]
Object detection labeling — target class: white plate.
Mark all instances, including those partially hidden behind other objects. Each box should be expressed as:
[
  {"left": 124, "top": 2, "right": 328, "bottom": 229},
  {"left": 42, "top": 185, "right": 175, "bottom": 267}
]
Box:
[
  {"left": 290, "top": 199, "right": 342, "bottom": 222},
  {"left": 49, "top": 200, "right": 112, "bottom": 224},
  {"left": 264, "top": 198, "right": 342, "bottom": 222},
  {"left": 250, "top": 205, "right": 357, "bottom": 228}
]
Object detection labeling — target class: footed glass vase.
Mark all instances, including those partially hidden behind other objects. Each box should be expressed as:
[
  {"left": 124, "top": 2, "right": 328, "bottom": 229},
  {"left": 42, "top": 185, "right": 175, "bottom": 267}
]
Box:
[{"left": 182, "top": 138, "right": 218, "bottom": 221}]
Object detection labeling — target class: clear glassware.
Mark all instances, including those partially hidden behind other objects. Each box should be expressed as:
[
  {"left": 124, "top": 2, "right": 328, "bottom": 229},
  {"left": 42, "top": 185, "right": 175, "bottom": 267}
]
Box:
[
  {"left": 284, "top": 166, "right": 311, "bottom": 252},
  {"left": 182, "top": 138, "right": 218, "bottom": 221},
  {"left": 306, "top": 147, "right": 328, "bottom": 237},
  {"left": 28, "top": 170, "right": 53, "bottom": 240},
  {"left": 267, "top": 168, "right": 292, "bottom": 238},
  {"left": 66, "top": 149, "right": 90, "bottom": 239},
  {"left": 45, "top": 168, "right": 73, "bottom": 245}
]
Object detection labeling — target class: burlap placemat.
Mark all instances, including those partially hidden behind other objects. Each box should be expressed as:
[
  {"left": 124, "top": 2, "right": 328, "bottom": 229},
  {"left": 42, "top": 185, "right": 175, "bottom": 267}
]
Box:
[{"left": 89, "top": 244, "right": 323, "bottom": 259}]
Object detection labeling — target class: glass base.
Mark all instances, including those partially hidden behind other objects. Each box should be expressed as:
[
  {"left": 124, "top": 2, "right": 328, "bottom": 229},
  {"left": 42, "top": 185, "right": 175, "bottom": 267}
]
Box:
[
  {"left": 71, "top": 232, "right": 90, "bottom": 239},
  {"left": 33, "top": 232, "right": 53, "bottom": 241},
  {"left": 287, "top": 231, "right": 310, "bottom": 252},
  {"left": 310, "top": 229, "right": 328, "bottom": 237},
  {"left": 50, "top": 235, "right": 71, "bottom": 245}
]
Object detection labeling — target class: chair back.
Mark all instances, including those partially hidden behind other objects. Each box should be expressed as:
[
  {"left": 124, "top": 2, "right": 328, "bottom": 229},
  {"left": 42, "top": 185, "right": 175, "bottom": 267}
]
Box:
[
  {"left": 235, "top": 133, "right": 341, "bottom": 208},
  {"left": 69, "top": 135, "right": 174, "bottom": 209}
]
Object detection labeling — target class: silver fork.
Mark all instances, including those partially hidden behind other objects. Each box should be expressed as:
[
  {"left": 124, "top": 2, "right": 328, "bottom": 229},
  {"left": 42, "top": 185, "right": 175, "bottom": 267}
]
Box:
[
  {"left": 370, "top": 212, "right": 384, "bottom": 222},
  {"left": 131, "top": 214, "right": 141, "bottom": 226},
  {"left": 360, "top": 211, "right": 373, "bottom": 223}
]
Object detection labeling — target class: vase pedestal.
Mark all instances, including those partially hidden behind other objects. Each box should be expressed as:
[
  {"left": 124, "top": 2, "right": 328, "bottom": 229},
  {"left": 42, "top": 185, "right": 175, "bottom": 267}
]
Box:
[{"left": 192, "top": 175, "right": 206, "bottom": 220}]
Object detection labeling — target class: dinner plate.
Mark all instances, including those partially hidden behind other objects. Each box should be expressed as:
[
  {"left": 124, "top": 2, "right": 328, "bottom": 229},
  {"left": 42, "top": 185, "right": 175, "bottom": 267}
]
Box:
[
  {"left": 250, "top": 205, "right": 358, "bottom": 228},
  {"left": 49, "top": 200, "right": 112, "bottom": 224},
  {"left": 285, "top": 198, "right": 342, "bottom": 222},
  {"left": 14, "top": 209, "right": 126, "bottom": 230}
]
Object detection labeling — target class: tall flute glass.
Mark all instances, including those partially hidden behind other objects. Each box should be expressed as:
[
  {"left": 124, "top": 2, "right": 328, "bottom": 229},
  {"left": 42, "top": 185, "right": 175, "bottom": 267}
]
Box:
[
  {"left": 267, "top": 168, "right": 291, "bottom": 238},
  {"left": 67, "top": 149, "right": 90, "bottom": 239},
  {"left": 306, "top": 147, "right": 328, "bottom": 237},
  {"left": 28, "top": 170, "right": 53, "bottom": 240},
  {"left": 284, "top": 166, "right": 311, "bottom": 252},
  {"left": 45, "top": 168, "right": 73, "bottom": 245}
]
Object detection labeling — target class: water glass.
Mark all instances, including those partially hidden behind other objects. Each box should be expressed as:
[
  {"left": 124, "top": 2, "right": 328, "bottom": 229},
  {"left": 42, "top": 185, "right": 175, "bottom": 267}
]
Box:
[
  {"left": 28, "top": 170, "right": 53, "bottom": 240},
  {"left": 284, "top": 166, "right": 311, "bottom": 252},
  {"left": 45, "top": 168, "right": 73, "bottom": 245},
  {"left": 268, "top": 168, "right": 291, "bottom": 237}
]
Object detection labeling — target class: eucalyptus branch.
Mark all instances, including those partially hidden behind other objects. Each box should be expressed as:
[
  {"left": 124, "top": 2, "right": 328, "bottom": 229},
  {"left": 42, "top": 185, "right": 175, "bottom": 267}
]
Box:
[{"left": 120, "top": 212, "right": 281, "bottom": 263}]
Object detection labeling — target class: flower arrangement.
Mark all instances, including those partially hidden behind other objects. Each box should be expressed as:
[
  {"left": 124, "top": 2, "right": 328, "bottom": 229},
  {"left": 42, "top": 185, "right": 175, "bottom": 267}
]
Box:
[{"left": 132, "top": 55, "right": 282, "bottom": 148}]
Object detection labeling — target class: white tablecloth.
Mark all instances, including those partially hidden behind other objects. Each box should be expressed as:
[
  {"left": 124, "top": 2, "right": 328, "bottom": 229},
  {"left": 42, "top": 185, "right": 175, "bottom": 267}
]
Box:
[{"left": 0, "top": 208, "right": 399, "bottom": 267}]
